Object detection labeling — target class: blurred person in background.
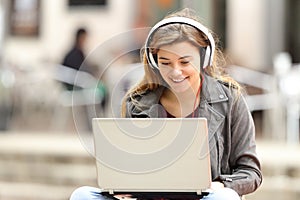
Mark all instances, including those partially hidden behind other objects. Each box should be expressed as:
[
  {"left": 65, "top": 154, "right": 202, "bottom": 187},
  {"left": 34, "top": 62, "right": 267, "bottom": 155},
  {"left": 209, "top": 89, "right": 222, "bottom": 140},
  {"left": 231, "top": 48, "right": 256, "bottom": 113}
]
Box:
[
  {"left": 59, "top": 27, "right": 108, "bottom": 126},
  {"left": 69, "top": 8, "right": 262, "bottom": 200},
  {"left": 62, "top": 27, "right": 88, "bottom": 90}
]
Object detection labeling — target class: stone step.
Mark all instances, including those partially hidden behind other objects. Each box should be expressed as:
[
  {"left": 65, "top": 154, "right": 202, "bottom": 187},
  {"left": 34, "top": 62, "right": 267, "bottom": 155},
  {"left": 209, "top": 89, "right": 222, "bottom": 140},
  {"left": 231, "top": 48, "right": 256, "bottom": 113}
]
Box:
[
  {"left": 256, "top": 141, "right": 300, "bottom": 177},
  {"left": 246, "top": 176, "right": 300, "bottom": 200},
  {"left": 0, "top": 159, "right": 96, "bottom": 186},
  {"left": 0, "top": 181, "right": 85, "bottom": 200},
  {"left": 0, "top": 132, "right": 97, "bottom": 184},
  {"left": 0, "top": 132, "right": 97, "bottom": 200}
]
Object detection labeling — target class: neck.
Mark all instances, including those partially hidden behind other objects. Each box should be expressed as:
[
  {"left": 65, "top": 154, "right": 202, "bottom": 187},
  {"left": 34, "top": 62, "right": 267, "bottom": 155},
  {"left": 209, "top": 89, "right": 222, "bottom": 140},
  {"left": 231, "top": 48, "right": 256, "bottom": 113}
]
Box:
[
  {"left": 161, "top": 86, "right": 200, "bottom": 118},
  {"left": 167, "top": 88, "right": 198, "bottom": 104},
  {"left": 160, "top": 74, "right": 203, "bottom": 117}
]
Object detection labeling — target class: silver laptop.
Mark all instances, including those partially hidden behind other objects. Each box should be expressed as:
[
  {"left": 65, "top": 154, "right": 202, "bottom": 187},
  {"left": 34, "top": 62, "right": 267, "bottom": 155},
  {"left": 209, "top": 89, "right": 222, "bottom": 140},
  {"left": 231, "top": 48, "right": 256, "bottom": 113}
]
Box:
[{"left": 92, "top": 118, "right": 211, "bottom": 198}]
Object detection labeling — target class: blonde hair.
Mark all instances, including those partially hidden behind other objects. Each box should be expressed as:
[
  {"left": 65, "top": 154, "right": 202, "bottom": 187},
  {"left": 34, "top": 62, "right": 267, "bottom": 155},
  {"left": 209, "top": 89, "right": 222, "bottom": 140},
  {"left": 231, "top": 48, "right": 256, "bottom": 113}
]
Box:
[{"left": 121, "top": 8, "right": 241, "bottom": 117}]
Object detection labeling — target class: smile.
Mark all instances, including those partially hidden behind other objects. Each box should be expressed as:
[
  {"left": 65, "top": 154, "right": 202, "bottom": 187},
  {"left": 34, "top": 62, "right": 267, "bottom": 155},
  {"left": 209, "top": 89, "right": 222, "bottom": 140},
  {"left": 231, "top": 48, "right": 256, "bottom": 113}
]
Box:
[{"left": 170, "top": 77, "right": 187, "bottom": 83}]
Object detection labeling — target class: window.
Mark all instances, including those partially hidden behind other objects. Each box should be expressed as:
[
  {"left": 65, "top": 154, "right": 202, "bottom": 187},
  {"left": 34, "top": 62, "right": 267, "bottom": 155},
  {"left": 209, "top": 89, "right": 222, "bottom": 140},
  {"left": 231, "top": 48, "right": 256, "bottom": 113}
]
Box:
[
  {"left": 212, "top": 0, "right": 227, "bottom": 49},
  {"left": 286, "top": 0, "right": 300, "bottom": 63},
  {"left": 68, "top": 0, "right": 107, "bottom": 7},
  {"left": 9, "top": 0, "right": 40, "bottom": 37}
]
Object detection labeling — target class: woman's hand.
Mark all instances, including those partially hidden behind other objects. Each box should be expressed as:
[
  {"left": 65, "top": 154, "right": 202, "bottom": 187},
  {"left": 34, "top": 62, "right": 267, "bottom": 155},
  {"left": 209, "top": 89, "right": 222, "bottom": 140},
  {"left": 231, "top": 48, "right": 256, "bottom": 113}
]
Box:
[
  {"left": 210, "top": 181, "right": 225, "bottom": 191},
  {"left": 114, "top": 194, "right": 135, "bottom": 200}
]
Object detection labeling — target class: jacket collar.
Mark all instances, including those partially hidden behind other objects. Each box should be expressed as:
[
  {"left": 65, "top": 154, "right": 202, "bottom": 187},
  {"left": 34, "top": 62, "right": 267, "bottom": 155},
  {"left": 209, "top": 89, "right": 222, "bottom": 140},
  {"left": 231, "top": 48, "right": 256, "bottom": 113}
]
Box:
[{"left": 201, "top": 74, "right": 228, "bottom": 104}]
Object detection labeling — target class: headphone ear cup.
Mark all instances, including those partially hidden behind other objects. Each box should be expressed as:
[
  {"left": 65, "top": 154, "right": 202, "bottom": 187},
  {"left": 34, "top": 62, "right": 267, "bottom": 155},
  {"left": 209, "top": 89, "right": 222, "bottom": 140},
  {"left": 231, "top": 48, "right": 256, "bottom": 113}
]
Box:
[
  {"left": 202, "top": 46, "right": 211, "bottom": 68},
  {"left": 149, "top": 52, "right": 158, "bottom": 69}
]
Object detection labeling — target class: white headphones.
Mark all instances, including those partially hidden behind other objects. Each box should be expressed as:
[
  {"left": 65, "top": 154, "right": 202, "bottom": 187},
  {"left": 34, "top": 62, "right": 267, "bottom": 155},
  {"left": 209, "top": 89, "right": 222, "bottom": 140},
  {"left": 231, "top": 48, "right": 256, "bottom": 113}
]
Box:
[{"left": 145, "top": 16, "right": 215, "bottom": 70}]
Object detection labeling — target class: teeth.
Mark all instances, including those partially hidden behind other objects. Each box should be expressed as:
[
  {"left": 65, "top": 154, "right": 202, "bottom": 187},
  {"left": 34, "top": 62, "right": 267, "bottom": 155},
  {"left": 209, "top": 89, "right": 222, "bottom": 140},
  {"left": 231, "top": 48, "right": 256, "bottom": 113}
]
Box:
[{"left": 171, "top": 78, "right": 185, "bottom": 83}]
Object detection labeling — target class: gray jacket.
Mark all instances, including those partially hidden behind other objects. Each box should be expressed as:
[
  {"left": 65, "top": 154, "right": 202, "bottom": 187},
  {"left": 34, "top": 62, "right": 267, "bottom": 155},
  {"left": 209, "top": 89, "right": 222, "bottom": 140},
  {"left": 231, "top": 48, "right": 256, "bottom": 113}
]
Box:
[{"left": 124, "top": 75, "right": 262, "bottom": 196}]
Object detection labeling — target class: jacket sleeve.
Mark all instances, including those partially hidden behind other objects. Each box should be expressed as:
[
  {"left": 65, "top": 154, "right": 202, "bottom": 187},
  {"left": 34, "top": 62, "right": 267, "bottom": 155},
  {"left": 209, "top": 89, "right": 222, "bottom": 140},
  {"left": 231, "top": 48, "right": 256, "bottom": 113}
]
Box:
[{"left": 220, "top": 95, "right": 262, "bottom": 195}]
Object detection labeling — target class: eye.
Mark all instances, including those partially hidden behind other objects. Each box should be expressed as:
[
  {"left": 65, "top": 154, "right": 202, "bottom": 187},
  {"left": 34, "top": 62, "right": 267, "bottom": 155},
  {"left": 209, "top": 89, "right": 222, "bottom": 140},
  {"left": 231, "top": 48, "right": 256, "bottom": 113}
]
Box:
[
  {"left": 181, "top": 60, "right": 190, "bottom": 65},
  {"left": 159, "top": 62, "right": 171, "bottom": 66}
]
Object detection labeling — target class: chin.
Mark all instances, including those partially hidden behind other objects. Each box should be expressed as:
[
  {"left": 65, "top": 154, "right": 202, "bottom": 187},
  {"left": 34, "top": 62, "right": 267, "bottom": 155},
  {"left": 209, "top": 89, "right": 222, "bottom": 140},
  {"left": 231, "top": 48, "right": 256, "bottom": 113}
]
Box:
[
  {"left": 169, "top": 85, "right": 191, "bottom": 94},
  {"left": 171, "top": 79, "right": 193, "bottom": 92}
]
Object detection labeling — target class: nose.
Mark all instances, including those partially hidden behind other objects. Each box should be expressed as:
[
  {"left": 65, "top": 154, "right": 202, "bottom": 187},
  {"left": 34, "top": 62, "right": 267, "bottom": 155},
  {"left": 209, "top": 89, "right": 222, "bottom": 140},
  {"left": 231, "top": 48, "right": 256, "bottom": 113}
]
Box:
[
  {"left": 173, "top": 61, "right": 184, "bottom": 72},
  {"left": 170, "top": 66, "right": 182, "bottom": 76}
]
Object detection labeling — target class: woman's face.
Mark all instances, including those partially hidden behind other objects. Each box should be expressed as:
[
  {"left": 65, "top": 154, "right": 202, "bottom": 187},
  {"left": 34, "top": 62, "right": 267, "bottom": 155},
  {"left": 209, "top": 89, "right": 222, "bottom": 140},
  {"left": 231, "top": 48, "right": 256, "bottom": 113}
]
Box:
[{"left": 157, "top": 41, "right": 201, "bottom": 94}]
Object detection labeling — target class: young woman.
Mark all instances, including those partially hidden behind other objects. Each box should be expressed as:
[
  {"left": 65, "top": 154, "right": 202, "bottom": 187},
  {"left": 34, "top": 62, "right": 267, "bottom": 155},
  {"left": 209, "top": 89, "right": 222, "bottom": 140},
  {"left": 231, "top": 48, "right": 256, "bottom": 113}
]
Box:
[{"left": 70, "top": 8, "right": 262, "bottom": 200}]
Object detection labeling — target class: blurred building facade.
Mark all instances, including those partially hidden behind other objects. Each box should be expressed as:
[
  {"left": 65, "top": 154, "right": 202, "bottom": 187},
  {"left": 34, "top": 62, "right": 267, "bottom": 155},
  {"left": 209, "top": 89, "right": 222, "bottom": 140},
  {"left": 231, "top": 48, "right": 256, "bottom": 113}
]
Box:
[
  {"left": 0, "top": 0, "right": 298, "bottom": 72},
  {"left": 0, "top": 0, "right": 299, "bottom": 134}
]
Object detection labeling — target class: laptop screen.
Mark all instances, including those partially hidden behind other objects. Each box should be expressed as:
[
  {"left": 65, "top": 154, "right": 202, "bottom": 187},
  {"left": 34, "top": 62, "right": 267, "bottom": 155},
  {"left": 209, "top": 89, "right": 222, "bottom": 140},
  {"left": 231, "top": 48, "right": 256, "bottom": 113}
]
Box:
[{"left": 92, "top": 118, "right": 211, "bottom": 195}]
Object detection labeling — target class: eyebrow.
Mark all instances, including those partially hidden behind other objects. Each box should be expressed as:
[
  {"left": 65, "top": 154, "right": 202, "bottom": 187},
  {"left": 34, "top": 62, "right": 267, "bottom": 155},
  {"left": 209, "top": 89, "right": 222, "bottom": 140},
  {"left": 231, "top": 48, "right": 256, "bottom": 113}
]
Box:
[{"left": 158, "top": 56, "right": 192, "bottom": 60}]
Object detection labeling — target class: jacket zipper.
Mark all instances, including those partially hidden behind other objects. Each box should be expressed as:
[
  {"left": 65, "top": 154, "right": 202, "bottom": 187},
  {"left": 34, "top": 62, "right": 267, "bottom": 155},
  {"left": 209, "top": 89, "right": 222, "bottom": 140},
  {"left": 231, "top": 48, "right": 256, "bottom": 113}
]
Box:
[{"left": 221, "top": 175, "right": 248, "bottom": 182}]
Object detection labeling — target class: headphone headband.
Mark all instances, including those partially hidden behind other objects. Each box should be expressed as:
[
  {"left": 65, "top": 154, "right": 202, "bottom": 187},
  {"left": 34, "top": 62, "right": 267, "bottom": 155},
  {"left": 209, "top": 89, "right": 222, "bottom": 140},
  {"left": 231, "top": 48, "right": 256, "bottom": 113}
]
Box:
[{"left": 145, "top": 16, "right": 215, "bottom": 69}]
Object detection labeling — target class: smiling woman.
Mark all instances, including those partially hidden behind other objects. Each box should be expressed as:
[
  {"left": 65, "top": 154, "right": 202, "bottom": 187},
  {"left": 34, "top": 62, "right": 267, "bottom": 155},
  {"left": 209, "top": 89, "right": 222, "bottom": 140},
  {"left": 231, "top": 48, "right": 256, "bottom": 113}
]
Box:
[
  {"left": 69, "top": 8, "right": 262, "bottom": 200},
  {"left": 121, "top": 8, "right": 262, "bottom": 198}
]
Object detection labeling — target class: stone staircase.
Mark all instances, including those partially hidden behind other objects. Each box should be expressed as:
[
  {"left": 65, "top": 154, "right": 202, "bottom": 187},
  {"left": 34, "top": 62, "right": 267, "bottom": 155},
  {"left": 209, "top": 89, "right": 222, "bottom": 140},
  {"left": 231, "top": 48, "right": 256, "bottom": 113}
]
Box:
[
  {"left": 246, "top": 141, "right": 300, "bottom": 200},
  {"left": 0, "top": 132, "right": 300, "bottom": 200},
  {"left": 0, "top": 132, "right": 97, "bottom": 200}
]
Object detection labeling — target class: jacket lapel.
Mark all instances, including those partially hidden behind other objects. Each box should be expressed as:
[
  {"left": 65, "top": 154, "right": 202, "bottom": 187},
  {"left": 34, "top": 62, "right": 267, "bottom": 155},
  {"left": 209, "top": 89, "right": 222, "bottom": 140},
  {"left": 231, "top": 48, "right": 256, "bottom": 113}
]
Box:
[
  {"left": 199, "top": 75, "right": 228, "bottom": 139},
  {"left": 199, "top": 101, "right": 224, "bottom": 141}
]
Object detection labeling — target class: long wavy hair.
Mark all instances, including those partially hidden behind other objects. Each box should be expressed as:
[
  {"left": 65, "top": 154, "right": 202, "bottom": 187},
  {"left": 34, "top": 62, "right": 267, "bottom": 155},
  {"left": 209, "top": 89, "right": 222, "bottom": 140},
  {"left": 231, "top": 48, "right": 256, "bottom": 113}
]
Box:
[{"left": 121, "top": 8, "right": 241, "bottom": 117}]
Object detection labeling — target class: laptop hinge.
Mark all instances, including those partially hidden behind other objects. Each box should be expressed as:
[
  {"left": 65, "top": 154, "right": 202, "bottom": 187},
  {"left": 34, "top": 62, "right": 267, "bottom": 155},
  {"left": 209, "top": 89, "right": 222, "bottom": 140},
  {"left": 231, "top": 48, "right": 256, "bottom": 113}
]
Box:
[
  {"left": 109, "top": 190, "right": 114, "bottom": 195},
  {"left": 197, "top": 190, "right": 202, "bottom": 195}
]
